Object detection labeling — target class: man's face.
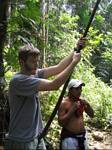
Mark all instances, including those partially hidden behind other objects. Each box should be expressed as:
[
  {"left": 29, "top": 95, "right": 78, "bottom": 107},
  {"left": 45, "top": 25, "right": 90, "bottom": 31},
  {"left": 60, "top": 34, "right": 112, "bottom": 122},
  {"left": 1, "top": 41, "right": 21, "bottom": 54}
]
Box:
[
  {"left": 24, "top": 55, "right": 39, "bottom": 75},
  {"left": 70, "top": 86, "right": 82, "bottom": 98}
]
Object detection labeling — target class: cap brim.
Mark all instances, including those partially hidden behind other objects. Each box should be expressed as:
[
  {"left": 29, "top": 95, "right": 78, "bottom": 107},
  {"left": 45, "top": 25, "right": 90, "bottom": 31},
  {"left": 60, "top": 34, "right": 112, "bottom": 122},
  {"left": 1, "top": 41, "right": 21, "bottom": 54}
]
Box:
[{"left": 72, "top": 83, "right": 85, "bottom": 88}]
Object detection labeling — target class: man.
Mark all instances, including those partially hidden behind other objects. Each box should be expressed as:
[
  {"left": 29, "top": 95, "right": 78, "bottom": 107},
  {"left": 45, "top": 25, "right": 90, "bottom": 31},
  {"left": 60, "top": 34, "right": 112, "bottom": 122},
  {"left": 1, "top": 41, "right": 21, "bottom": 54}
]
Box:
[
  {"left": 4, "top": 38, "right": 85, "bottom": 150},
  {"left": 58, "top": 79, "right": 94, "bottom": 150}
]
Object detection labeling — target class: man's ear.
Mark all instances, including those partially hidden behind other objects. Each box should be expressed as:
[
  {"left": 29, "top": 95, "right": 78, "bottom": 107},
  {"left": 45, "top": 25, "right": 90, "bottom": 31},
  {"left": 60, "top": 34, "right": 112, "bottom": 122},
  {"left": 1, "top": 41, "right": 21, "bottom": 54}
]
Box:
[{"left": 19, "top": 59, "right": 25, "bottom": 66}]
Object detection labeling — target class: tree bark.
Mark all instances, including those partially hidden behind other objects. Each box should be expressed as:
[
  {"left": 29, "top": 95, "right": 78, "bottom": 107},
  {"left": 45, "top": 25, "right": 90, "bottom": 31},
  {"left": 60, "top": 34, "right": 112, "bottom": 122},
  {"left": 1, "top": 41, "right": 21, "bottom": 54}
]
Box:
[
  {"left": 0, "top": 0, "right": 9, "bottom": 145},
  {"left": 0, "top": 0, "right": 8, "bottom": 80}
]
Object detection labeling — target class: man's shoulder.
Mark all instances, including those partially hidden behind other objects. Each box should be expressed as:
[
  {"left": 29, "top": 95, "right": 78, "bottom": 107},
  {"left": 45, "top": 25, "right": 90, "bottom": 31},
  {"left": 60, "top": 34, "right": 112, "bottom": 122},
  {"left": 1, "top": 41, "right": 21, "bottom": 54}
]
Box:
[
  {"left": 63, "top": 96, "right": 70, "bottom": 100},
  {"left": 10, "top": 73, "right": 32, "bottom": 86},
  {"left": 62, "top": 97, "right": 70, "bottom": 104},
  {"left": 11, "top": 73, "right": 24, "bottom": 81},
  {"left": 60, "top": 97, "right": 72, "bottom": 109}
]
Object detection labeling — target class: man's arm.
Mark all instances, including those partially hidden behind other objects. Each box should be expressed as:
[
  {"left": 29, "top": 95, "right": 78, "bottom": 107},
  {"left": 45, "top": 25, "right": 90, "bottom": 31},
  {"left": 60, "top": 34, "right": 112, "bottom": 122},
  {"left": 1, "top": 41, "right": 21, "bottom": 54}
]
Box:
[
  {"left": 43, "top": 38, "right": 86, "bottom": 79},
  {"left": 82, "top": 100, "right": 94, "bottom": 118},
  {"left": 43, "top": 52, "right": 74, "bottom": 79},
  {"left": 38, "top": 52, "right": 81, "bottom": 91}
]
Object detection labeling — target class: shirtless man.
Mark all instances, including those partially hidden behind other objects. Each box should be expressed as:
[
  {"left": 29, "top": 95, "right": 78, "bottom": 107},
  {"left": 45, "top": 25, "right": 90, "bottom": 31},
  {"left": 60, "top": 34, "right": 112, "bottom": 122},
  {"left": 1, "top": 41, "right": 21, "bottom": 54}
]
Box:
[{"left": 58, "top": 79, "right": 94, "bottom": 150}]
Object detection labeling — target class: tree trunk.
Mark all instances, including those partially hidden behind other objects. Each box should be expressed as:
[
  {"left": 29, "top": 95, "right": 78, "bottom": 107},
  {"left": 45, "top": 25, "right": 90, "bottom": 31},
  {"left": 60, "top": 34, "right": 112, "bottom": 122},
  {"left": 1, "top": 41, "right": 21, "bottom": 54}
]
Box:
[
  {"left": 0, "top": 0, "right": 8, "bottom": 81},
  {"left": 0, "top": 0, "right": 9, "bottom": 145},
  {"left": 41, "top": 0, "right": 46, "bottom": 67},
  {"left": 45, "top": 0, "right": 49, "bottom": 48}
]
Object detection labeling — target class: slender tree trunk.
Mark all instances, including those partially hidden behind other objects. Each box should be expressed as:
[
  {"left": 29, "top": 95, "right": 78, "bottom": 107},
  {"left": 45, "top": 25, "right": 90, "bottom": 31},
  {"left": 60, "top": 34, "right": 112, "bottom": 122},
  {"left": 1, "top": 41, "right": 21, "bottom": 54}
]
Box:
[
  {"left": 0, "top": 0, "right": 9, "bottom": 145},
  {"left": 37, "top": 0, "right": 49, "bottom": 68},
  {"left": 42, "top": 0, "right": 46, "bottom": 67},
  {"left": 39, "top": 0, "right": 46, "bottom": 68},
  {"left": 45, "top": 0, "right": 49, "bottom": 67},
  {"left": 45, "top": 0, "right": 49, "bottom": 47},
  {"left": 0, "top": 0, "right": 8, "bottom": 82}
]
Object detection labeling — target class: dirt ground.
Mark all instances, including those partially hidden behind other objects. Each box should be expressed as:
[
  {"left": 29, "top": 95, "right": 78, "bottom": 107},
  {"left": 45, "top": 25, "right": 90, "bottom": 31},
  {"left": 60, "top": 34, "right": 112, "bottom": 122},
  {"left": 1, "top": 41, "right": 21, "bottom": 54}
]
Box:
[
  {"left": 0, "top": 146, "right": 3, "bottom": 150},
  {"left": 87, "top": 126, "right": 112, "bottom": 150}
]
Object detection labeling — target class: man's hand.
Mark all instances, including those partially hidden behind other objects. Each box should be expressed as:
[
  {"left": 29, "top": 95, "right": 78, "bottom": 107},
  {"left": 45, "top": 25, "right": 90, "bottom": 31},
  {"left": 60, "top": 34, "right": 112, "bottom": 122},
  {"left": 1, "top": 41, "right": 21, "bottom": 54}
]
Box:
[
  {"left": 72, "top": 52, "right": 81, "bottom": 64},
  {"left": 77, "top": 37, "right": 87, "bottom": 50},
  {"left": 81, "top": 99, "right": 94, "bottom": 118},
  {"left": 72, "top": 101, "right": 80, "bottom": 111}
]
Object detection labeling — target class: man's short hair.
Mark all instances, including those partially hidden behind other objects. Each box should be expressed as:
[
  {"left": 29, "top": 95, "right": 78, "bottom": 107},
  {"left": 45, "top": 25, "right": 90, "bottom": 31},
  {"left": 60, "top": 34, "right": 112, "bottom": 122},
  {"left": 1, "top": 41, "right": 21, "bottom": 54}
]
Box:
[{"left": 18, "top": 44, "right": 40, "bottom": 61}]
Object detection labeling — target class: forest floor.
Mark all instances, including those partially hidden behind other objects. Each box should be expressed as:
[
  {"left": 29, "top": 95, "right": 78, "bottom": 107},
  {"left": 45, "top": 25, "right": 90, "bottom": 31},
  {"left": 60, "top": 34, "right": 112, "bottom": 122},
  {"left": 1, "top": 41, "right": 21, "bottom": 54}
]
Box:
[{"left": 87, "top": 126, "right": 112, "bottom": 150}]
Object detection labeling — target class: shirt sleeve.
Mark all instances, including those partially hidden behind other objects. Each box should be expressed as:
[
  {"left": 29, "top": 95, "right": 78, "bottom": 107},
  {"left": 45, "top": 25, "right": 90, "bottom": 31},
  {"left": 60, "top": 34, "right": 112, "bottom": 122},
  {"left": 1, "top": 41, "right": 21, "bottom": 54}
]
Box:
[
  {"left": 10, "top": 75, "right": 40, "bottom": 96},
  {"left": 36, "top": 69, "right": 45, "bottom": 78}
]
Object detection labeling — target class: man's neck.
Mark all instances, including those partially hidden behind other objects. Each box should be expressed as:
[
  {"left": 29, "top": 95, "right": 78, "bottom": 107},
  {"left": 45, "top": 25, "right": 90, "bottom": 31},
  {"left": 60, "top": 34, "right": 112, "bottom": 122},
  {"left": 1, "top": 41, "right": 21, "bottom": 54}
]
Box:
[
  {"left": 68, "top": 95, "right": 80, "bottom": 101},
  {"left": 20, "top": 69, "right": 31, "bottom": 76}
]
